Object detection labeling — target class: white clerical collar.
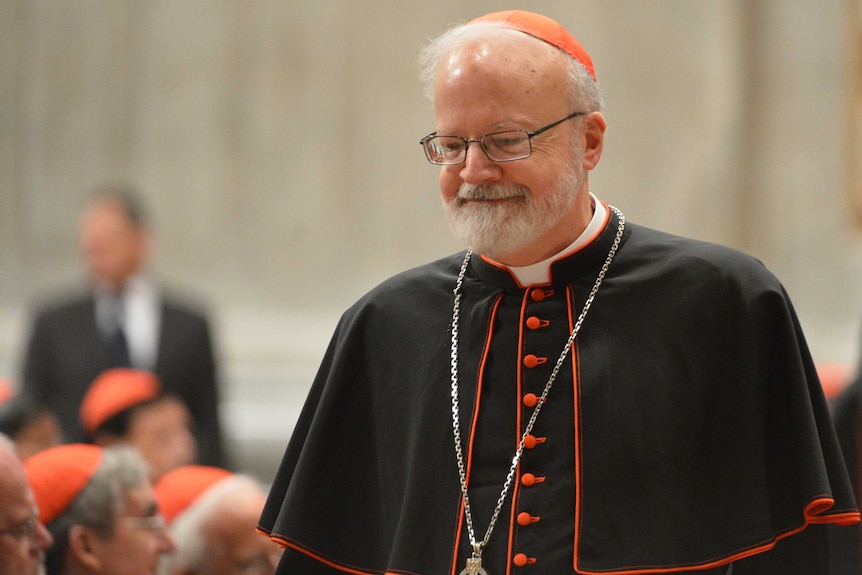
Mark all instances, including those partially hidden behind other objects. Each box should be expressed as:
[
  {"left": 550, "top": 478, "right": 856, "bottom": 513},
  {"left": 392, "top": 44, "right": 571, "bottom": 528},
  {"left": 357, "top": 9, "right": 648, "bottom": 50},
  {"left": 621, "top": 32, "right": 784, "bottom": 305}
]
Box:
[{"left": 492, "top": 195, "right": 608, "bottom": 287}]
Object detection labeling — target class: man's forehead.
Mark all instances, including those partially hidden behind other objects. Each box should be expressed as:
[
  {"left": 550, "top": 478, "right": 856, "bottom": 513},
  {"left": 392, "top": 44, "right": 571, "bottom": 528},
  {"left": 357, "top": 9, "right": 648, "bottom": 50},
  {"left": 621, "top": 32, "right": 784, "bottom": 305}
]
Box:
[
  {"left": 441, "top": 28, "right": 562, "bottom": 70},
  {"left": 433, "top": 35, "right": 571, "bottom": 130}
]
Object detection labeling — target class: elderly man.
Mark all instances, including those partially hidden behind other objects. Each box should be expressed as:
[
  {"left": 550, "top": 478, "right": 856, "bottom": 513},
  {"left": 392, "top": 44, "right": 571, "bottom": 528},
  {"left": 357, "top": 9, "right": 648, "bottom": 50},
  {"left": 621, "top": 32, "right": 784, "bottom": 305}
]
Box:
[
  {"left": 155, "top": 465, "right": 281, "bottom": 575},
  {"left": 25, "top": 443, "right": 175, "bottom": 575},
  {"left": 259, "top": 10, "right": 859, "bottom": 575},
  {"left": 0, "top": 433, "right": 53, "bottom": 575}
]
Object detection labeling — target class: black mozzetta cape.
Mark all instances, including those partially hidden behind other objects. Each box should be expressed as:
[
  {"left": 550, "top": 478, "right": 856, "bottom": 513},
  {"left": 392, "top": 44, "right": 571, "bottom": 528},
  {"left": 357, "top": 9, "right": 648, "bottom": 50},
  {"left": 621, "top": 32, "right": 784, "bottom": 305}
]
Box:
[{"left": 259, "top": 207, "right": 859, "bottom": 575}]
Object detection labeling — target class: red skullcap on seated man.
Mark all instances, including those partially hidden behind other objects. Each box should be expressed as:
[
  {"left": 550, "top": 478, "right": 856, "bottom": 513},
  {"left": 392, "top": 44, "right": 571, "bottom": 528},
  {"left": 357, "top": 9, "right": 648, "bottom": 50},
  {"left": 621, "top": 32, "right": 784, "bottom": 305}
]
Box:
[
  {"left": 26, "top": 443, "right": 175, "bottom": 575},
  {"left": 158, "top": 465, "right": 282, "bottom": 575},
  {"left": 80, "top": 368, "right": 161, "bottom": 436},
  {"left": 25, "top": 443, "right": 103, "bottom": 526},
  {"left": 80, "top": 368, "right": 197, "bottom": 482},
  {"left": 154, "top": 464, "right": 233, "bottom": 524}
]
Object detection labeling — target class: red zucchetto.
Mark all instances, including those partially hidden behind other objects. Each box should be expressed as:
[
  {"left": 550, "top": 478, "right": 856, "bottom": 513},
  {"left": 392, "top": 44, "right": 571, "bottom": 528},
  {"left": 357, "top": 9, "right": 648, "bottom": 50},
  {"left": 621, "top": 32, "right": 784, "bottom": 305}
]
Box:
[
  {"left": 154, "top": 464, "right": 234, "bottom": 523},
  {"left": 469, "top": 10, "right": 597, "bottom": 80},
  {"left": 80, "top": 368, "right": 161, "bottom": 435},
  {"left": 25, "top": 443, "right": 104, "bottom": 525}
]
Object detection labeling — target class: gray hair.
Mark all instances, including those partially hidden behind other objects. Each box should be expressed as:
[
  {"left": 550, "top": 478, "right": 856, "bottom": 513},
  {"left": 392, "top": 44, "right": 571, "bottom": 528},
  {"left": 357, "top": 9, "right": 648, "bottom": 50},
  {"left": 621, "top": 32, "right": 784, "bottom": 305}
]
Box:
[
  {"left": 45, "top": 446, "right": 150, "bottom": 575},
  {"left": 418, "top": 20, "right": 604, "bottom": 113},
  {"left": 161, "top": 474, "right": 263, "bottom": 574}
]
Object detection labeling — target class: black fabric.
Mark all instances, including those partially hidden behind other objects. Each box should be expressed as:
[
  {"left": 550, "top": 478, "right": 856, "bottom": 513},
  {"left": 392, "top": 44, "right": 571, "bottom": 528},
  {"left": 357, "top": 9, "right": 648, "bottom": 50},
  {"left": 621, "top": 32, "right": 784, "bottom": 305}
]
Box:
[
  {"left": 260, "top": 208, "right": 858, "bottom": 574},
  {"left": 828, "top": 378, "right": 862, "bottom": 574}
]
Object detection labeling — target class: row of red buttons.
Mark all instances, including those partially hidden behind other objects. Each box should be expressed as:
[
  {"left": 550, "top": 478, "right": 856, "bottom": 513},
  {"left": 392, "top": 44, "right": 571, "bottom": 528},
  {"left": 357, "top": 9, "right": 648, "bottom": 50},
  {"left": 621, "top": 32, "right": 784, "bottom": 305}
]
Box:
[
  {"left": 516, "top": 438, "right": 546, "bottom": 567},
  {"left": 515, "top": 289, "right": 554, "bottom": 568}
]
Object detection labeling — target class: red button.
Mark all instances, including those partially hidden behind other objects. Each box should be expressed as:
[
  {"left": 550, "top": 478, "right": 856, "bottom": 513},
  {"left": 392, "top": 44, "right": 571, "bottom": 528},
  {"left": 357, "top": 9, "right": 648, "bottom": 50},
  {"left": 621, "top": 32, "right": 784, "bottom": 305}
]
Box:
[
  {"left": 523, "top": 393, "right": 538, "bottom": 408},
  {"left": 523, "top": 354, "right": 546, "bottom": 368},
  {"left": 530, "top": 289, "right": 545, "bottom": 302},
  {"left": 524, "top": 434, "right": 542, "bottom": 449},
  {"left": 517, "top": 512, "right": 538, "bottom": 526},
  {"left": 525, "top": 316, "right": 548, "bottom": 330},
  {"left": 513, "top": 553, "right": 535, "bottom": 567},
  {"left": 521, "top": 473, "right": 545, "bottom": 486}
]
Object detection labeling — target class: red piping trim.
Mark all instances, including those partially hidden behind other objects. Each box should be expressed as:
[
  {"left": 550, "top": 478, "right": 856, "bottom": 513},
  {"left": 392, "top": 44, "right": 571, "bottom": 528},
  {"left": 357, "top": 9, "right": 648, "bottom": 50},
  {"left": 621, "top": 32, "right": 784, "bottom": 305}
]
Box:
[
  {"left": 555, "top": 200, "right": 613, "bottom": 261},
  {"left": 266, "top": 534, "right": 418, "bottom": 575},
  {"left": 477, "top": 254, "right": 527, "bottom": 287},
  {"left": 564, "top": 268, "right": 861, "bottom": 572},
  {"left": 568, "top": 284, "right": 586, "bottom": 573},
  {"left": 571, "top": 493, "right": 859, "bottom": 573}
]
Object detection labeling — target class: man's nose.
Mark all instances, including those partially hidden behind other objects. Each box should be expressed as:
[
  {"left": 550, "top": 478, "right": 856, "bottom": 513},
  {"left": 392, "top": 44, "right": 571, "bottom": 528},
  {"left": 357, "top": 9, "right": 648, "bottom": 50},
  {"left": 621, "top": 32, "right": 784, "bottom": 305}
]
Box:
[{"left": 459, "top": 142, "right": 500, "bottom": 184}]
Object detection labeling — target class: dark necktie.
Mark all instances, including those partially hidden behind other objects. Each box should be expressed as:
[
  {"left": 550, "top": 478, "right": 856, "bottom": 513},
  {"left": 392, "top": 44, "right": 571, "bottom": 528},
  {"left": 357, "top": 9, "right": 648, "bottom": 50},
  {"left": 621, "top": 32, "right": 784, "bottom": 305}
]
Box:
[{"left": 106, "top": 294, "right": 132, "bottom": 367}]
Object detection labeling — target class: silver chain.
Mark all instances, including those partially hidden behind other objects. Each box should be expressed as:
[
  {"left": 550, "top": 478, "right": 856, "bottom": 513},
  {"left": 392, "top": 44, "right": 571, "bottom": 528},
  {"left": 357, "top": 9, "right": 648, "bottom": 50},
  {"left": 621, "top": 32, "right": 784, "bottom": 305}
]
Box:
[{"left": 449, "top": 206, "right": 626, "bottom": 560}]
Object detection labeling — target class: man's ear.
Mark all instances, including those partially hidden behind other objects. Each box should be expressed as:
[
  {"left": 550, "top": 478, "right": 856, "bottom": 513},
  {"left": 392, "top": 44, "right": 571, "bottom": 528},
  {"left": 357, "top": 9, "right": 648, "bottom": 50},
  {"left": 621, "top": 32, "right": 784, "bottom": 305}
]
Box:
[
  {"left": 582, "top": 112, "right": 607, "bottom": 171},
  {"left": 67, "top": 524, "right": 104, "bottom": 571}
]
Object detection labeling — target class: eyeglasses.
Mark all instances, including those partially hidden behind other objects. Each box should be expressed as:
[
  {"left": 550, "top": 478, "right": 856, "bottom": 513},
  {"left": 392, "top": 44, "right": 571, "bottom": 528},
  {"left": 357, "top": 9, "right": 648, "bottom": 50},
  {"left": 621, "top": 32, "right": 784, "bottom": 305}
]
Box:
[
  {"left": 121, "top": 514, "right": 167, "bottom": 531},
  {"left": 0, "top": 516, "right": 40, "bottom": 541},
  {"left": 419, "top": 111, "right": 586, "bottom": 165}
]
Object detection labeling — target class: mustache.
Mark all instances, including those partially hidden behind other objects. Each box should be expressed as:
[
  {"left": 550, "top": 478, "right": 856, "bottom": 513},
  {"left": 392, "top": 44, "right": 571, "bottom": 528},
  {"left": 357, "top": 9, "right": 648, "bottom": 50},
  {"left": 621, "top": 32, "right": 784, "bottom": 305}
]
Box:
[{"left": 457, "top": 183, "right": 530, "bottom": 202}]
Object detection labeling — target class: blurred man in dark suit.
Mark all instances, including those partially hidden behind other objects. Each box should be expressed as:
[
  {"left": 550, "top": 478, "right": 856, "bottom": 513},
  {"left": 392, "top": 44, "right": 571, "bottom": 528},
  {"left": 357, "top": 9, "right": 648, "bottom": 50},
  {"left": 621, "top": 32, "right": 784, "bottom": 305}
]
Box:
[{"left": 21, "top": 185, "right": 227, "bottom": 467}]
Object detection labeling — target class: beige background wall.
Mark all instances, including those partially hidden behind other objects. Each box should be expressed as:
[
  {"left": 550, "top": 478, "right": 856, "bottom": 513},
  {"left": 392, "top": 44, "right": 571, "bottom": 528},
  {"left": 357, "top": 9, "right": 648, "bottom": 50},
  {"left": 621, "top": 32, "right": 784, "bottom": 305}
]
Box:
[{"left": 2, "top": 0, "right": 861, "bottom": 480}]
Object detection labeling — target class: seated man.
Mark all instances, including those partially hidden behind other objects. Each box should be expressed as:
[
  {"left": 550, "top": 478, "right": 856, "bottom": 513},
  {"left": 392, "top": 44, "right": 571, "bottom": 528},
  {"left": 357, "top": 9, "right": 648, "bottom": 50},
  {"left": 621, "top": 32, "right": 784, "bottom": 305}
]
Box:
[
  {"left": 80, "top": 368, "right": 197, "bottom": 480},
  {"left": 25, "top": 443, "right": 175, "bottom": 575},
  {"left": 155, "top": 465, "right": 281, "bottom": 575},
  {"left": 0, "top": 433, "right": 53, "bottom": 575}
]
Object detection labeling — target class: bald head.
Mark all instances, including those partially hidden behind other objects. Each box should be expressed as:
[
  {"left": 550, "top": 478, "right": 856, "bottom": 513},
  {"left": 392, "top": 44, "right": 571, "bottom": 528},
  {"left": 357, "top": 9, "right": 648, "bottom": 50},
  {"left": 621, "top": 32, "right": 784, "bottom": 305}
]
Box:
[
  {"left": 434, "top": 28, "right": 573, "bottom": 131},
  {"left": 419, "top": 18, "right": 603, "bottom": 114}
]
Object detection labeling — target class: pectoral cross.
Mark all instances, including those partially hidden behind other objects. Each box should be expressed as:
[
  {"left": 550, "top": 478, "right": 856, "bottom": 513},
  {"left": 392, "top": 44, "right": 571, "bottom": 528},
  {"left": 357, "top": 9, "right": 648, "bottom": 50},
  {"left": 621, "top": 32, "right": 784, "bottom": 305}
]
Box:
[{"left": 459, "top": 556, "right": 488, "bottom": 575}]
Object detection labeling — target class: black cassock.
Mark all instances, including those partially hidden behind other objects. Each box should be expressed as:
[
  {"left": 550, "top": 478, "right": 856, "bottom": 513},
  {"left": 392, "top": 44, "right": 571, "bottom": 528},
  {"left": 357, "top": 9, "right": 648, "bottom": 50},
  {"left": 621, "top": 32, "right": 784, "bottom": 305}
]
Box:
[{"left": 260, "top": 206, "right": 859, "bottom": 574}]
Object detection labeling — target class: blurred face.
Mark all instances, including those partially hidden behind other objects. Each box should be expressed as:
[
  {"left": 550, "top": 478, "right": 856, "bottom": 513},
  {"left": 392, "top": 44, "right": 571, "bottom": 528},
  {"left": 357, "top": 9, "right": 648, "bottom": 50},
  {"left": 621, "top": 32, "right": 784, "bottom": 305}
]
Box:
[
  {"left": 13, "top": 412, "right": 63, "bottom": 462},
  {"left": 201, "top": 488, "right": 282, "bottom": 575},
  {"left": 79, "top": 199, "right": 148, "bottom": 290},
  {"left": 433, "top": 30, "right": 597, "bottom": 266},
  {"left": 0, "top": 449, "right": 53, "bottom": 575},
  {"left": 128, "top": 397, "right": 197, "bottom": 481},
  {"left": 90, "top": 482, "right": 175, "bottom": 575}
]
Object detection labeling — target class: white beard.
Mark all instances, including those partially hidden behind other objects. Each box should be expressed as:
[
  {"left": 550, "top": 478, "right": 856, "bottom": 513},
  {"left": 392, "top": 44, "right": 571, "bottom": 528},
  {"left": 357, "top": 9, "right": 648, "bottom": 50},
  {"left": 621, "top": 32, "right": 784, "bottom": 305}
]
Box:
[{"left": 444, "top": 163, "right": 584, "bottom": 261}]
